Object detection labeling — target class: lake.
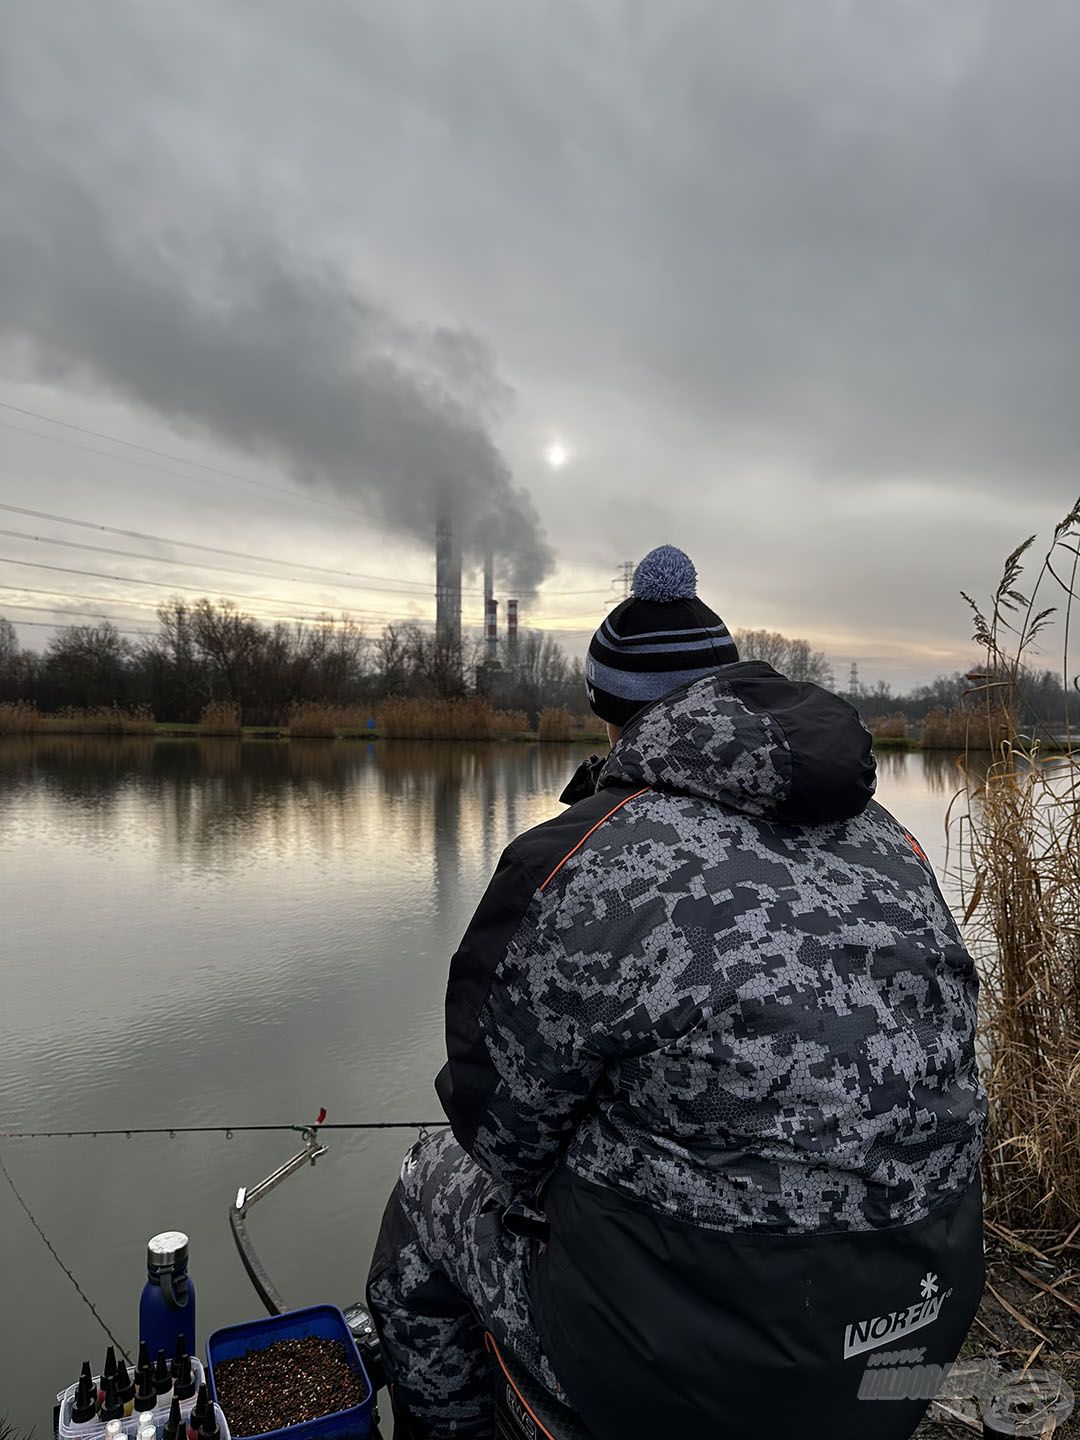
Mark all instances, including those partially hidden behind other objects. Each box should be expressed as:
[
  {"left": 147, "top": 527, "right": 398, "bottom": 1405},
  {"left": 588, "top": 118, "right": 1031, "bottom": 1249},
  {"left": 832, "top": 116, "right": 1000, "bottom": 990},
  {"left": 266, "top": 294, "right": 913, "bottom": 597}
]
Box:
[{"left": 0, "top": 738, "right": 965, "bottom": 1432}]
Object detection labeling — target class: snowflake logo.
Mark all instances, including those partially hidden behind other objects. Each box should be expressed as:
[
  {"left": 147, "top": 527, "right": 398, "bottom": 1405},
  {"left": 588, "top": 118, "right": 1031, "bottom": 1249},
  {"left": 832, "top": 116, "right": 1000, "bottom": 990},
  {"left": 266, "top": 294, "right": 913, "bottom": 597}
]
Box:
[{"left": 920, "top": 1272, "right": 939, "bottom": 1300}]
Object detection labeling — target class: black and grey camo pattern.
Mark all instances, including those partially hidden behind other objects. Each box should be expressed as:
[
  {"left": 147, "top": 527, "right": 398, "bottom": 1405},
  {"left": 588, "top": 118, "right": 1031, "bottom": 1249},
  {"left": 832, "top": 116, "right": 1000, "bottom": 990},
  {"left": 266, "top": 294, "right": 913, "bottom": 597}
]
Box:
[
  {"left": 367, "top": 1128, "right": 564, "bottom": 1438},
  {"left": 600, "top": 670, "right": 798, "bottom": 813},
  {"left": 468, "top": 682, "right": 985, "bottom": 1234}
]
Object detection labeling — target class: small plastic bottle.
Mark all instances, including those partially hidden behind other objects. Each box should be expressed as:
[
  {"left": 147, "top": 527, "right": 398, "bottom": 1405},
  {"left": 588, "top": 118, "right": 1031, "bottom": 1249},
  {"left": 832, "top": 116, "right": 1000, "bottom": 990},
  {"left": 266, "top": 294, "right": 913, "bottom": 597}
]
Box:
[
  {"left": 173, "top": 1349, "right": 198, "bottom": 1402},
  {"left": 116, "top": 1357, "right": 136, "bottom": 1417},
  {"left": 98, "top": 1345, "right": 118, "bottom": 1406},
  {"left": 98, "top": 1374, "right": 124, "bottom": 1422},
  {"left": 153, "top": 1347, "right": 173, "bottom": 1401},
  {"left": 186, "top": 1382, "right": 208, "bottom": 1440},
  {"left": 70, "top": 1366, "right": 98, "bottom": 1428},
  {"left": 162, "top": 1395, "right": 184, "bottom": 1440},
  {"left": 133, "top": 1363, "right": 158, "bottom": 1416}
]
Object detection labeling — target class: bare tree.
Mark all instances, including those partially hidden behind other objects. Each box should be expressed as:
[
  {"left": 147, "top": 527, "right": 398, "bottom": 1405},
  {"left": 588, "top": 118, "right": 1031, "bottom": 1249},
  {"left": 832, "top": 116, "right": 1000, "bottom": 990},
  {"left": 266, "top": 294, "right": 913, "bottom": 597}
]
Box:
[{"left": 733, "top": 629, "right": 833, "bottom": 688}]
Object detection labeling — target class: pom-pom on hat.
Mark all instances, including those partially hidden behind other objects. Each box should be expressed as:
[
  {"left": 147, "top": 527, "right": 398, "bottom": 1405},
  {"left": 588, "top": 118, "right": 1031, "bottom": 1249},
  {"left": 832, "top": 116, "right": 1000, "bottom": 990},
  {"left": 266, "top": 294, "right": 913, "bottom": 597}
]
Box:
[{"left": 585, "top": 545, "right": 738, "bottom": 727}]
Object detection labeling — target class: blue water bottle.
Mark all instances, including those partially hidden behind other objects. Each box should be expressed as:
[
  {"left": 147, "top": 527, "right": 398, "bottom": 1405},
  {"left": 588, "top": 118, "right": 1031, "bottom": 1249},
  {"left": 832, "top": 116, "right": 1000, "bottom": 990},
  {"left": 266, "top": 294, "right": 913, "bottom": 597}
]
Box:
[{"left": 139, "top": 1231, "right": 196, "bottom": 1358}]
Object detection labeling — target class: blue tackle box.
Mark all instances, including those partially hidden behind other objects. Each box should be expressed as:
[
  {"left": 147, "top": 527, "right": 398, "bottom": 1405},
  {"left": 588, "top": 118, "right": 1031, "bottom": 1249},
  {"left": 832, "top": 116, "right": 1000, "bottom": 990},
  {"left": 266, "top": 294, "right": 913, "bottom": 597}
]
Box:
[{"left": 206, "top": 1304, "right": 372, "bottom": 1440}]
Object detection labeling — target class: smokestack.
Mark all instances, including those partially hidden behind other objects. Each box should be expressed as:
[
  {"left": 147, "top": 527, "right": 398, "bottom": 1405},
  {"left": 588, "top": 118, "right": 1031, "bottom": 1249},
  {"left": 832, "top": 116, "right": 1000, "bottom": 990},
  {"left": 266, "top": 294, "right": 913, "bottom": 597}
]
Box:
[
  {"left": 435, "top": 515, "right": 462, "bottom": 650},
  {"left": 483, "top": 549, "right": 498, "bottom": 664},
  {"left": 507, "top": 598, "right": 519, "bottom": 660}
]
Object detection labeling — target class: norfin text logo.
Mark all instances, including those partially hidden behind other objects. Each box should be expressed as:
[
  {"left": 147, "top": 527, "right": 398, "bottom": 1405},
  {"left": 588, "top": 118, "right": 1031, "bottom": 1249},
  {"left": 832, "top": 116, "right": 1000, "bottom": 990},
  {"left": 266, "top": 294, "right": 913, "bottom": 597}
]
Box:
[{"left": 844, "top": 1279, "right": 953, "bottom": 1359}]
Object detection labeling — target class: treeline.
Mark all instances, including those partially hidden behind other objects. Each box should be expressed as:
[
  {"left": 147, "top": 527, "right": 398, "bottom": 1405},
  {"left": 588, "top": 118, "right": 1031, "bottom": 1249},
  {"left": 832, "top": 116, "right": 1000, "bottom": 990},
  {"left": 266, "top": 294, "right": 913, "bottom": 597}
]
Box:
[
  {"left": 9, "top": 600, "right": 1061, "bottom": 731},
  {"left": 0, "top": 601, "right": 587, "bottom": 725},
  {"left": 851, "top": 666, "right": 1072, "bottom": 730}
]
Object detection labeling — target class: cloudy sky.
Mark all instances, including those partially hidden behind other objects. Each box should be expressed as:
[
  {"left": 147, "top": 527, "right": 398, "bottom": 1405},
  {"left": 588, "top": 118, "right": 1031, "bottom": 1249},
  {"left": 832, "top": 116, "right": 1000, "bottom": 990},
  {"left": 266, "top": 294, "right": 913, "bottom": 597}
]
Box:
[{"left": 2, "top": 0, "right": 1078, "bottom": 689}]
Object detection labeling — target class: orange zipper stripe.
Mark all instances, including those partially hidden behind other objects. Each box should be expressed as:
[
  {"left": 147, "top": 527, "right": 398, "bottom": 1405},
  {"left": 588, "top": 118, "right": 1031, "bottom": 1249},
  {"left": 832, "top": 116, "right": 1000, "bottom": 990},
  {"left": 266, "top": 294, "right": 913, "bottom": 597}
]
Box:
[{"left": 539, "top": 787, "right": 651, "bottom": 892}]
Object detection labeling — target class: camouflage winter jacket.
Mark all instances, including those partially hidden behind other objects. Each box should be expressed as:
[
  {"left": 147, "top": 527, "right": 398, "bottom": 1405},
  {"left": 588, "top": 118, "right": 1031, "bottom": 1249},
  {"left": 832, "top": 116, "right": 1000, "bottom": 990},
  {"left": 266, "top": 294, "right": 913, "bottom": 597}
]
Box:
[{"left": 436, "top": 662, "right": 987, "bottom": 1440}]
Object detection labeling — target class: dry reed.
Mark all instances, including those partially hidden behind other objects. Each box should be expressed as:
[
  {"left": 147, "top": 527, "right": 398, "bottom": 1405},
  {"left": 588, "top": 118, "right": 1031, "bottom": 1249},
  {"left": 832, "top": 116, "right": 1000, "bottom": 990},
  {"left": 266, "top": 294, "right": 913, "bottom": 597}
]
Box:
[
  {"left": 0, "top": 701, "right": 42, "bottom": 734},
  {"left": 869, "top": 712, "right": 909, "bottom": 741},
  {"left": 538, "top": 708, "right": 574, "bottom": 742},
  {"left": 923, "top": 704, "right": 1013, "bottom": 750},
  {"left": 376, "top": 697, "right": 528, "bottom": 740},
  {"left": 198, "top": 699, "right": 242, "bottom": 735},
  {"left": 288, "top": 702, "right": 353, "bottom": 738},
  {"left": 0, "top": 702, "right": 155, "bottom": 735},
  {"left": 956, "top": 500, "right": 1080, "bottom": 1234}
]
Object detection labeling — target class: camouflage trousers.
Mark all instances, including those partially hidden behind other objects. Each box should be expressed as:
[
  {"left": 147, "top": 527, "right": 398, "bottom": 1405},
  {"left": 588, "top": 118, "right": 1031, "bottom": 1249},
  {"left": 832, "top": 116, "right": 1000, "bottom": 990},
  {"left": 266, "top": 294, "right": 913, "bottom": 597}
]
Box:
[{"left": 366, "top": 1127, "right": 565, "bottom": 1439}]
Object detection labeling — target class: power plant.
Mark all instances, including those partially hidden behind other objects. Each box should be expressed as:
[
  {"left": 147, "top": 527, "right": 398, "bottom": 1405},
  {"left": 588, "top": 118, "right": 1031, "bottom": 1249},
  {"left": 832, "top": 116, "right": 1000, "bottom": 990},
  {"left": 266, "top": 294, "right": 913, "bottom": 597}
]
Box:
[{"left": 434, "top": 520, "right": 519, "bottom": 675}]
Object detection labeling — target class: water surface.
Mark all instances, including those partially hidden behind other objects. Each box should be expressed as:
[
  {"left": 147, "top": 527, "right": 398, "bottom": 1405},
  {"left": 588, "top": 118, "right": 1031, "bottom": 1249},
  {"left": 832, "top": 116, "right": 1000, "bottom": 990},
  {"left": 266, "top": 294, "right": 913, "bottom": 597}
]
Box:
[{"left": 0, "top": 738, "right": 964, "bottom": 1431}]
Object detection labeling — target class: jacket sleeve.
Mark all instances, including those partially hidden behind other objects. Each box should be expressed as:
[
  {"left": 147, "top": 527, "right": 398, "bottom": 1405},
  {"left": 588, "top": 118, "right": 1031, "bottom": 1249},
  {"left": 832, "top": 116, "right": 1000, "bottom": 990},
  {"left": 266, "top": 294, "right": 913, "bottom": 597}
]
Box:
[{"left": 435, "top": 838, "right": 605, "bottom": 1191}]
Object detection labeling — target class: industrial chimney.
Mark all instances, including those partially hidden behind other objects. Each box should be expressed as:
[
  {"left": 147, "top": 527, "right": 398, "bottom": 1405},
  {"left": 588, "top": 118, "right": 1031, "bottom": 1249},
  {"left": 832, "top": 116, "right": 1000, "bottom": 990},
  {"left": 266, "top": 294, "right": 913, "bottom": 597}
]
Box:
[
  {"left": 507, "top": 598, "right": 519, "bottom": 661},
  {"left": 483, "top": 550, "right": 498, "bottom": 664},
  {"left": 435, "top": 516, "right": 462, "bottom": 650}
]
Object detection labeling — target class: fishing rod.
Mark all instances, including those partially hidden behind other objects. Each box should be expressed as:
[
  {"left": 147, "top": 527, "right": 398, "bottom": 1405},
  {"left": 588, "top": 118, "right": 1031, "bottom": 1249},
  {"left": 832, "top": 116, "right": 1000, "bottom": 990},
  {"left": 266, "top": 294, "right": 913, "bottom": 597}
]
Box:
[{"left": 0, "top": 1118, "right": 448, "bottom": 1140}]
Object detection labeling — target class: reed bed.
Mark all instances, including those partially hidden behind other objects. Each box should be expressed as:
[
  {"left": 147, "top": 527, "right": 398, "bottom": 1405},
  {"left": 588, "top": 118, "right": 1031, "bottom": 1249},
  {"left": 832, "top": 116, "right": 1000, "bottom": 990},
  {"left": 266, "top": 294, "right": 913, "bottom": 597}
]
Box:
[
  {"left": 491, "top": 708, "right": 530, "bottom": 736},
  {"left": 869, "top": 711, "right": 909, "bottom": 741},
  {"left": 538, "top": 708, "right": 573, "bottom": 742},
  {"left": 198, "top": 699, "right": 243, "bottom": 735},
  {"left": 956, "top": 502, "right": 1080, "bottom": 1234},
  {"left": 287, "top": 701, "right": 358, "bottom": 738},
  {"left": 43, "top": 705, "right": 156, "bottom": 735},
  {"left": 0, "top": 701, "right": 41, "bottom": 734},
  {"left": 377, "top": 697, "right": 529, "bottom": 740},
  {"left": 0, "top": 702, "right": 155, "bottom": 735},
  {"left": 922, "top": 702, "right": 1014, "bottom": 750}
]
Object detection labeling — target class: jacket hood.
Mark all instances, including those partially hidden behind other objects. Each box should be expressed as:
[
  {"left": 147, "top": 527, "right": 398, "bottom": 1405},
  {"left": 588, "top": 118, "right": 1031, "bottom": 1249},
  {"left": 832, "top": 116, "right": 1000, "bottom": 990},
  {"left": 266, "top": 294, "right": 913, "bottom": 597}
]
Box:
[{"left": 599, "top": 661, "right": 876, "bottom": 824}]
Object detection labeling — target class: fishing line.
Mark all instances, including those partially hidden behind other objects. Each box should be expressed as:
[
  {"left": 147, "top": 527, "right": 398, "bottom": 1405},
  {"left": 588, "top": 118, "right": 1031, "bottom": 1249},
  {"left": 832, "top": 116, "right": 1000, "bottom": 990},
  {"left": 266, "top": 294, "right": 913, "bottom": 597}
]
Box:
[{"left": 0, "top": 1145, "right": 132, "bottom": 1364}]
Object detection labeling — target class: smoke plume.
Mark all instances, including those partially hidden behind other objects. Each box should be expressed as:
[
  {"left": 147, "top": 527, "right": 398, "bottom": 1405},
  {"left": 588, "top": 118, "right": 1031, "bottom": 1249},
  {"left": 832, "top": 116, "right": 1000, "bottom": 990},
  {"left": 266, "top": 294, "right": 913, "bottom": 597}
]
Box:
[{"left": 0, "top": 134, "right": 553, "bottom": 595}]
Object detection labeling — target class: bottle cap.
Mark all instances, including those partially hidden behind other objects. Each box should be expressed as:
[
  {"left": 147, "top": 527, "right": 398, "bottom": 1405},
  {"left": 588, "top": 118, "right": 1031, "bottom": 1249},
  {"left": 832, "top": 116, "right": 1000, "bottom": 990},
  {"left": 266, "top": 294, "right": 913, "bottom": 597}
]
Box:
[
  {"left": 190, "top": 1381, "right": 208, "bottom": 1425},
  {"left": 153, "top": 1347, "right": 173, "bottom": 1395},
  {"left": 138, "top": 1428, "right": 156, "bottom": 1440},
  {"left": 71, "top": 1366, "right": 98, "bottom": 1424},
  {"left": 198, "top": 1402, "right": 220, "bottom": 1440},
  {"left": 171, "top": 1332, "right": 188, "bottom": 1380},
  {"left": 163, "top": 1395, "right": 183, "bottom": 1440},
  {"left": 138, "top": 1339, "right": 151, "bottom": 1374},
  {"left": 105, "top": 1423, "right": 124, "bottom": 1440},
  {"left": 116, "top": 1358, "right": 135, "bottom": 1403},
  {"left": 133, "top": 1366, "right": 157, "bottom": 1412},
  {"left": 103, "top": 1345, "right": 118, "bottom": 1380},
  {"left": 98, "top": 1374, "right": 123, "bottom": 1421},
  {"left": 147, "top": 1230, "right": 189, "bottom": 1270},
  {"left": 173, "top": 1350, "right": 197, "bottom": 1401}
]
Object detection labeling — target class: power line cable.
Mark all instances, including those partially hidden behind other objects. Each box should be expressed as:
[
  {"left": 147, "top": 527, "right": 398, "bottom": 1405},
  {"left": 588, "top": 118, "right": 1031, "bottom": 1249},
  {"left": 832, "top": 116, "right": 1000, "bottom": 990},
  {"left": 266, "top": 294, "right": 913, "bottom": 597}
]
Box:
[
  {"left": 0, "top": 554, "right": 436, "bottom": 620},
  {"left": 0, "top": 524, "right": 442, "bottom": 600},
  {"left": 0, "top": 583, "right": 358, "bottom": 628},
  {"left": 0, "top": 408, "right": 613, "bottom": 597},
  {"left": 0, "top": 583, "right": 435, "bottom": 630},
  {"left": 0, "top": 504, "right": 614, "bottom": 600},
  {"left": 0, "top": 502, "right": 454, "bottom": 594},
  {"left": 0, "top": 403, "right": 385, "bottom": 523},
  {"left": 5, "top": 617, "right": 156, "bottom": 637}
]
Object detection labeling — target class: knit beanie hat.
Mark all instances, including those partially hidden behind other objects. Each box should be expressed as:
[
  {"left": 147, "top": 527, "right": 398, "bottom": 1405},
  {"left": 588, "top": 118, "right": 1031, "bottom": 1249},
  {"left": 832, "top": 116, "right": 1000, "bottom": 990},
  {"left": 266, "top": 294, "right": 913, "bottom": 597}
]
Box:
[{"left": 585, "top": 545, "right": 739, "bottom": 727}]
